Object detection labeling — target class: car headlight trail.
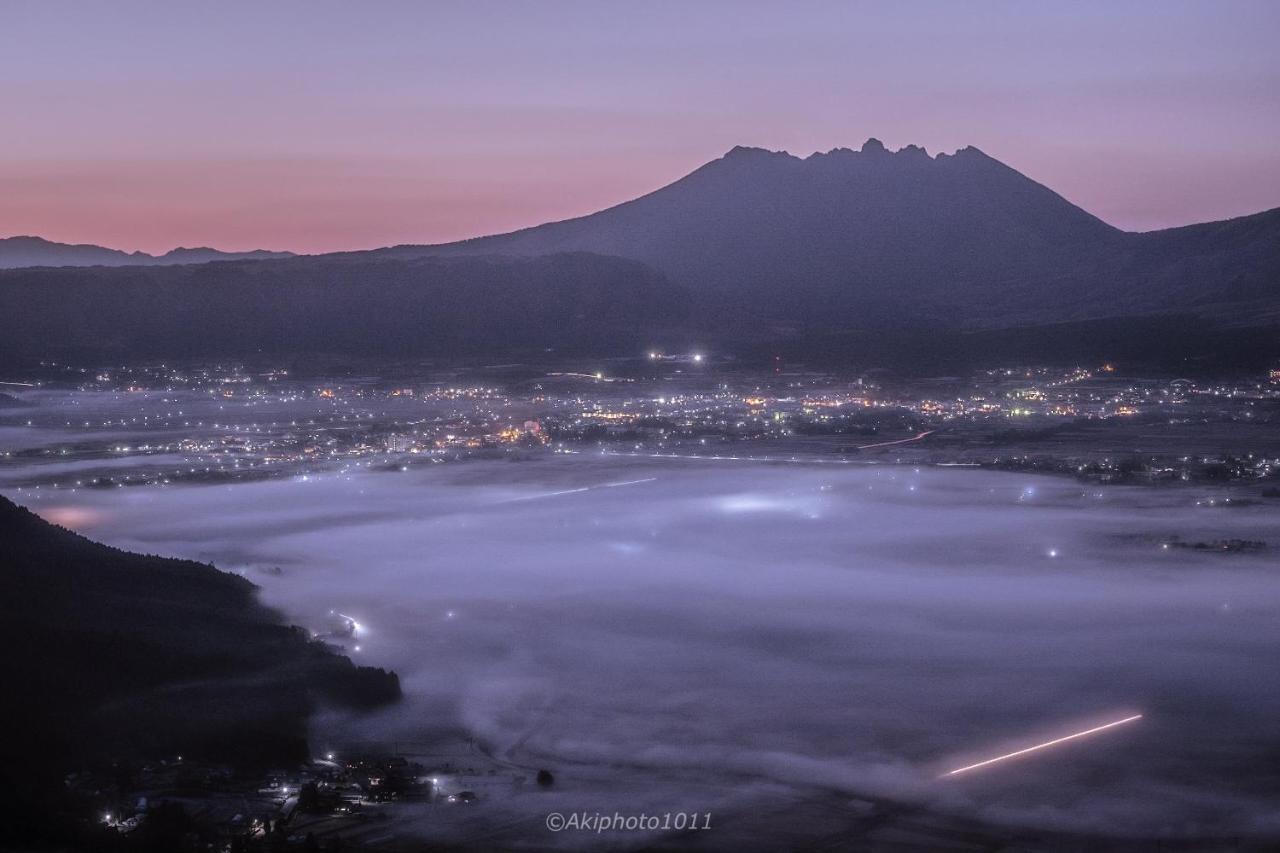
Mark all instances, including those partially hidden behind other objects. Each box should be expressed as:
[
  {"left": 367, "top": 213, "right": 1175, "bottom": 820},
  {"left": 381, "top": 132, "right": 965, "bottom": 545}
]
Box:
[{"left": 941, "top": 714, "right": 1143, "bottom": 778}]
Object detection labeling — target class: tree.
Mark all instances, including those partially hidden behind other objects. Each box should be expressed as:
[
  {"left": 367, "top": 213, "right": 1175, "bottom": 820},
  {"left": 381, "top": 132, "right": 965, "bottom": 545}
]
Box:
[{"left": 298, "top": 781, "right": 319, "bottom": 812}]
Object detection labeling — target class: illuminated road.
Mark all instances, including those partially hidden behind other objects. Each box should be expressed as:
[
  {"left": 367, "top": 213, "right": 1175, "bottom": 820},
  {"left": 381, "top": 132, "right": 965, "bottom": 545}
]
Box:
[
  {"left": 502, "top": 476, "right": 658, "bottom": 502},
  {"left": 575, "top": 428, "right": 936, "bottom": 467},
  {"left": 940, "top": 714, "right": 1144, "bottom": 778},
  {"left": 853, "top": 429, "right": 936, "bottom": 450}
]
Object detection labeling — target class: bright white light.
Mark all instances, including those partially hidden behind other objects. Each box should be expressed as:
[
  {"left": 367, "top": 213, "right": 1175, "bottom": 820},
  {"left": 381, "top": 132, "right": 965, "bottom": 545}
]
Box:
[
  {"left": 692, "top": 353, "right": 704, "bottom": 363},
  {"left": 940, "top": 713, "right": 1143, "bottom": 778}
]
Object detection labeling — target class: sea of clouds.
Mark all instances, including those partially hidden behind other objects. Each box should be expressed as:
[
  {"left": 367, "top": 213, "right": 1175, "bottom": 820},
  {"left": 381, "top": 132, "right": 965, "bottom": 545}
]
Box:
[{"left": 9, "top": 446, "right": 1280, "bottom": 845}]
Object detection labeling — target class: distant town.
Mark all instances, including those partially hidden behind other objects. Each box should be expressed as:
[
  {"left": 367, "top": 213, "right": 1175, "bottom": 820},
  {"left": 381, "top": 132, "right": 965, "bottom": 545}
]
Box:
[
  {"left": 4, "top": 356, "right": 1278, "bottom": 498},
  {"left": 73, "top": 740, "right": 555, "bottom": 851}
]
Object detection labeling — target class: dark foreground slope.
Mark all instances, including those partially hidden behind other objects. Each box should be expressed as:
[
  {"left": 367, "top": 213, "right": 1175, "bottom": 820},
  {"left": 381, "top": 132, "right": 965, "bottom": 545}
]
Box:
[
  {"left": 0, "top": 496, "right": 400, "bottom": 844},
  {"left": 0, "top": 252, "right": 687, "bottom": 362}
]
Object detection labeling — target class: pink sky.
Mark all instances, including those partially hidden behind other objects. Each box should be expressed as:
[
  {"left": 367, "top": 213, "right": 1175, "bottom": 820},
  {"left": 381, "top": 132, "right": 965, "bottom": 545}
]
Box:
[{"left": 3, "top": 1, "right": 1279, "bottom": 255}]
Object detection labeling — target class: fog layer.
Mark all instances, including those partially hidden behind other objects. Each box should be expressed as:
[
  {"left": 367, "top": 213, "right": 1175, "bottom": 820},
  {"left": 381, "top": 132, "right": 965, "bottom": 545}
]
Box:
[{"left": 13, "top": 455, "right": 1280, "bottom": 841}]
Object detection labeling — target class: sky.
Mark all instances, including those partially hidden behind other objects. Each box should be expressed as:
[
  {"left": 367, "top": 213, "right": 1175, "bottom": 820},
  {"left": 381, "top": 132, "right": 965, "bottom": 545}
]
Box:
[{"left": 2, "top": 0, "right": 1279, "bottom": 254}]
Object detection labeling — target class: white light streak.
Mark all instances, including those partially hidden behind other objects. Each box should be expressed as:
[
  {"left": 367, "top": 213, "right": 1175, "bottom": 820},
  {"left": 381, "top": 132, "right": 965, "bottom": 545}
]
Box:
[
  {"left": 941, "top": 714, "right": 1143, "bottom": 778},
  {"left": 507, "top": 478, "right": 656, "bottom": 502},
  {"left": 335, "top": 612, "right": 363, "bottom": 634},
  {"left": 509, "top": 486, "right": 591, "bottom": 502}
]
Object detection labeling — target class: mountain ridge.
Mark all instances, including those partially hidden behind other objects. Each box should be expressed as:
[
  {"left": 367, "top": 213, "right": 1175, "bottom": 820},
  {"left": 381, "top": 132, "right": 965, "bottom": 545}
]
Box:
[
  {"left": 0, "top": 235, "right": 295, "bottom": 269},
  {"left": 0, "top": 252, "right": 690, "bottom": 361},
  {"left": 1, "top": 140, "right": 1276, "bottom": 365},
  {"left": 368, "top": 140, "right": 1275, "bottom": 331}
]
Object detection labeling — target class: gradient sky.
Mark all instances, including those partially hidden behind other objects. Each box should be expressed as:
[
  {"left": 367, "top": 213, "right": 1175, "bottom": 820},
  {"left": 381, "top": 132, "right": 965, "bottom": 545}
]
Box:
[{"left": 3, "top": 0, "right": 1279, "bottom": 254}]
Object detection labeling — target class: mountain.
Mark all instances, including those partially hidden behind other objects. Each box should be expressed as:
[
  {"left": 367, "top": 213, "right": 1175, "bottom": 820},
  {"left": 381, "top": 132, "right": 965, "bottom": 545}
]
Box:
[
  {"left": 0, "top": 252, "right": 688, "bottom": 361},
  {"left": 381, "top": 139, "right": 1280, "bottom": 333},
  {"left": 0, "top": 235, "right": 295, "bottom": 268},
  {"left": 2, "top": 141, "right": 1277, "bottom": 367},
  {"left": 0, "top": 494, "right": 400, "bottom": 843}
]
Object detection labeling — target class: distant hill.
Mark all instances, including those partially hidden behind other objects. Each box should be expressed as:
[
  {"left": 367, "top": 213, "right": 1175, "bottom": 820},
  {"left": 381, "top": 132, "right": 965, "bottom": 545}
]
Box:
[
  {"left": 0, "top": 252, "right": 689, "bottom": 361},
  {"left": 0, "top": 495, "right": 400, "bottom": 843},
  {"left": 382, "top": 139, "right": 1280, "bottom": 333},
  {"left": 0, "top": 235, "right": 295, "bottom": 268}
]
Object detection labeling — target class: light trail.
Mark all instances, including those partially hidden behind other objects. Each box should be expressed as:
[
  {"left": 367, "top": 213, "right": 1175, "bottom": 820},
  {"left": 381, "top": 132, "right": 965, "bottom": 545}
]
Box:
[
  {"left": 855, "top": 429, "right": 936, "bottom": 450},
  {"left": 334, "top": 612, "right": 364, "bottom": 635},
  {"left": 503, "top": 486, "right": 592, "bottom": 502},
  {"left": 543, "top": 372, "right": 631, "bottom": 383},
  {"left": 582, "top": 435, "right": 934, "bottom": 466},
  {"left": 505, "top": 478, "right": 657, "bottom": 503},
  {"left": 590, "top": 449, "right": 864, "bottom": 466},
  {"left": 602, "top": 477, "right": 657, "bottom": 488},
  {"left": 940, "top": 714, "right": 1143, "bottom": 778}
]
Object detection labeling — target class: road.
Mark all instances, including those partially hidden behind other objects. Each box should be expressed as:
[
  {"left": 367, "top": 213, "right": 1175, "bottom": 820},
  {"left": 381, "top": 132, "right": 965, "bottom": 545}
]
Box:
[{"left": 854, "top": 429, "right": 936, "bottom": 450}]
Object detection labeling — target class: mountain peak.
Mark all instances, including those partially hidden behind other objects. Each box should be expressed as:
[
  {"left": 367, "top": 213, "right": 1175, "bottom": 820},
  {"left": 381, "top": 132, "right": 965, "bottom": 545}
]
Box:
[
  {"left": 954, "top": 144, "right": 991, "bottom": 159},
  {"left": 722, "top": 145, "right": 794, "bottom": 163},
  {"left": 717, "top": 140, "right": 996, "bottom": 164},
  {"left": 402, "top": 137, "right": 1138, "bottom": 324}
]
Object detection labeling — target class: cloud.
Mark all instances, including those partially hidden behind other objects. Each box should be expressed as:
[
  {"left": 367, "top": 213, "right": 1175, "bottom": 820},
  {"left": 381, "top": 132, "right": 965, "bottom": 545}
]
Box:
[{"left": 9, "top": 429, "right": 1280, "bottom": 844}]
